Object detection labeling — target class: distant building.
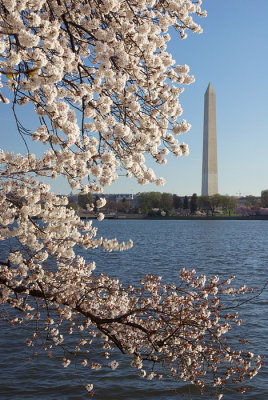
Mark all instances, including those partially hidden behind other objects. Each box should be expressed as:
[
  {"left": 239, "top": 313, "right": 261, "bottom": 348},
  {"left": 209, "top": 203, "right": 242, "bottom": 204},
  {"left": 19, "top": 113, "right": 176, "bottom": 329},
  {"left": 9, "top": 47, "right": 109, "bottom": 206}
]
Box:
[{"left": 100, "top": 193, "right": 140, "bottom": 208}]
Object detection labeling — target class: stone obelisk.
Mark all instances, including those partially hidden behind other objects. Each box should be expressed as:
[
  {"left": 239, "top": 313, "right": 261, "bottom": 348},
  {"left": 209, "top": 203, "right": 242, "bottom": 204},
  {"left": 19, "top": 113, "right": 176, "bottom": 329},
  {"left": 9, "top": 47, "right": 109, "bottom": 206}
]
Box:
[{"left": 201, "top": 83, "right": 218, "bottom": 196}]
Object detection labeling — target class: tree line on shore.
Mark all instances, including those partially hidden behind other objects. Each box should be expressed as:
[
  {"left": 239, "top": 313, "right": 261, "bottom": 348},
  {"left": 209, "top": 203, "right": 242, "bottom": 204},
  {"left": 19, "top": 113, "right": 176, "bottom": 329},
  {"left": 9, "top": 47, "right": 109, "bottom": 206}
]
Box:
[{"left": 70, "top": 190, "right": 268, "bottom": 217}]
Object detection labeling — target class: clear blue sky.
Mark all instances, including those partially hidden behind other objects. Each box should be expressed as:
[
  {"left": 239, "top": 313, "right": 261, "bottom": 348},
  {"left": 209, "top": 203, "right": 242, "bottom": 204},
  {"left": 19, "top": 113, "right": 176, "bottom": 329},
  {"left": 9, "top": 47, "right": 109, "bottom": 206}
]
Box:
[
  {"left": 108, "top": 0, "right": 268, "bottom": 197},
  {"left": 1, "top": 0, "right": 267, "bottom": 196}
]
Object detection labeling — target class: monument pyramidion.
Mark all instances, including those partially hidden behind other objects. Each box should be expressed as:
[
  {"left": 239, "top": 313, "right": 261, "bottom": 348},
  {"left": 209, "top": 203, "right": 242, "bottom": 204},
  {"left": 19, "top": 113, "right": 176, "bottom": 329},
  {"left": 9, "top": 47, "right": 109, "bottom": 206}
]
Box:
[{"left": 201, "top": 83, "right": 218, "bottom": 196}]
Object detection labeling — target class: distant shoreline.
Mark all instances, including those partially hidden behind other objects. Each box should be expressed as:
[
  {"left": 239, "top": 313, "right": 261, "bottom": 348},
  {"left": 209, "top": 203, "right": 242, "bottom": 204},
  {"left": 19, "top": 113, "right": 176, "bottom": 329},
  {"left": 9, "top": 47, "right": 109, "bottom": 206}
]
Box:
[{"left": 79, "top": 213, "right": 268, "bottom": 221}]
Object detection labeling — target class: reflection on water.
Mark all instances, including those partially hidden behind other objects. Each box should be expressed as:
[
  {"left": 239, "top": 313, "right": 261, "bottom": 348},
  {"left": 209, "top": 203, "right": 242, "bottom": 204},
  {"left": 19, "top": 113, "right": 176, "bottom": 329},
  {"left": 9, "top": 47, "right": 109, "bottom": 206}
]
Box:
[{"left": 0, "top": 220, "right": 267, "bottom": 399}]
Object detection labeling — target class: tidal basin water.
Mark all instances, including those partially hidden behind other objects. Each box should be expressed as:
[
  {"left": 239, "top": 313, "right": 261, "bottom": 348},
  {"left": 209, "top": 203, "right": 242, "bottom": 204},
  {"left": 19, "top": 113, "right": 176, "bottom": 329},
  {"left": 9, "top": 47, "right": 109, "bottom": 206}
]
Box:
[{"left": 0, "top": 220, "right": 267, "bottom": 399}]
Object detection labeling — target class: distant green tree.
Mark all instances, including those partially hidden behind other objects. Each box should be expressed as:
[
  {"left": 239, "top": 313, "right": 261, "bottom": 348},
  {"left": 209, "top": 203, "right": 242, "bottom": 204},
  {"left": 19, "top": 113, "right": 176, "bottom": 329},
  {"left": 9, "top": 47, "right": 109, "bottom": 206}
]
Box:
[
  {"left": 106, "top": 200, "right": 117, "bottom": 211},
  {"left": 221, "top": 196, "right": 238, "bottom": 216},
  {"left": 198, "top": 194, "right": 223, "bottom": 216},
  {"left": 147, "top": 209, "right": 161, "bottom": 217},
  {"left": 190, "top": 193, "right": 198, "bottom": 214},
  {"left": 117, "top": 199, "right": 129, "bottom": 212},
  {"left": 150, "top": 192, "right": 162, "bottom": 208},
  {"left": 67, "top": 201, "right": 78, "bottom": 210},
  {"left": 209, "top": 194, "right": 223, "bottom": 216},
  {"left": 197, "top": 196, "right": 210, "bottom": 216},
  {"left": 261, "top": 190, "right": 268, "bottom": 207},
  {"left": 160, "top": 193, "right": 174, "bottom": 211},
  {"left": 139, "top": 194, "right": 150, "bottom": 213},
  {"left": 173, "top": 194, "right": 182, "bottom": 209},
  {"left": 139, "top": 192, "right": 162, "bottom": 213},
  {"left": 244, "top": 195, "right": 259, "bottom": 207},
  {"left": 183, "top": 196, "right": 189, "bottom": 209},
  {"left": 77, "top": 193, "right": 93, "bottom": 209}
]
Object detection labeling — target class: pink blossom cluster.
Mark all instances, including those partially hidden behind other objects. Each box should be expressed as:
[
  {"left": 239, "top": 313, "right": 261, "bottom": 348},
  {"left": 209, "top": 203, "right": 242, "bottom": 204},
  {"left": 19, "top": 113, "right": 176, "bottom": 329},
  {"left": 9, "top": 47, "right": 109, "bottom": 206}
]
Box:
[{"left": 236, "top": 206, "right": 268, "bottom": 216}]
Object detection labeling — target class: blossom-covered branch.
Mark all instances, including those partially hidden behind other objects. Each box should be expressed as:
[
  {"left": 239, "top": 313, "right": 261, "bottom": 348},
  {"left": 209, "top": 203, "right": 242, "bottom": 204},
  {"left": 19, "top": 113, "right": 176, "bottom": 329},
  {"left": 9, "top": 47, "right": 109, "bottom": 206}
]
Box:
[
  {"left": 1, "top": 266, "right": 263, "bottom": 398},
  {"left": 0, "top": 0, "right": 203, "bottom": 191}
]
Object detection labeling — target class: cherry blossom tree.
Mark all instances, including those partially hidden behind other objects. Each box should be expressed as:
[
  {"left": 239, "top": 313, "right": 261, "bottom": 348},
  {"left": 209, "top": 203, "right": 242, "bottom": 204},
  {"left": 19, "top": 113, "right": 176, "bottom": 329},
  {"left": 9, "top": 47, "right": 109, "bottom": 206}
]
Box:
[{"left": 0, "top": 1, "right": 263, "bottom": 398}]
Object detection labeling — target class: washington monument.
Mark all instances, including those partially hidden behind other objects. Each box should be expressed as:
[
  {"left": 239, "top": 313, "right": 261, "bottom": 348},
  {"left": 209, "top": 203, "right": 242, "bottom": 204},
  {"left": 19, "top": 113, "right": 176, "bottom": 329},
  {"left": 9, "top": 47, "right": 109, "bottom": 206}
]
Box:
[{"left": 201, "top": 83, "right": 218, "bottom": 196}]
